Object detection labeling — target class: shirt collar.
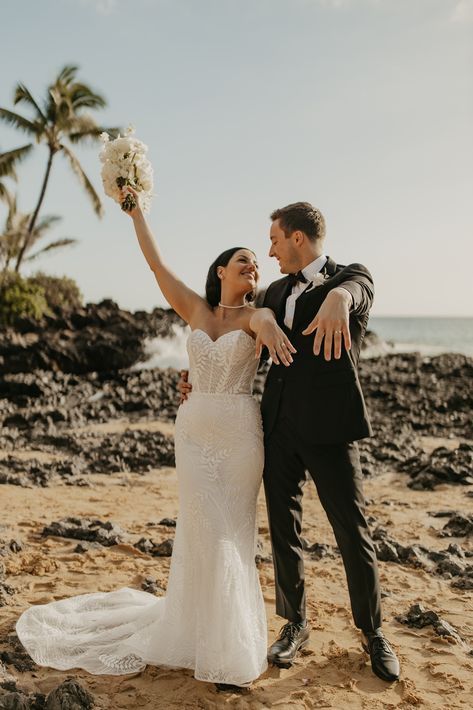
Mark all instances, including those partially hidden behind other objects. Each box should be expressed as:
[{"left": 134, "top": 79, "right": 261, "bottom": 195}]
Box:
[{"left": 301, "top": 254, "right": 327, "bottom": 282}]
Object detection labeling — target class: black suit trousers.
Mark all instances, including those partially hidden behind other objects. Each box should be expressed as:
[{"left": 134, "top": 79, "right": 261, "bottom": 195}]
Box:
[{"left": 263, "top": 413, "right": 382, "bottom": 631}]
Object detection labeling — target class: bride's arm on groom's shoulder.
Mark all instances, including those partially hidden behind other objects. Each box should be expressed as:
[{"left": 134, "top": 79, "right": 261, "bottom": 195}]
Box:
[
  {"left": 249, "top": 308, "right": 296, "bottom": 367},
  {"left": 120, "top": 186, "right": 206, "bottom": 324}
]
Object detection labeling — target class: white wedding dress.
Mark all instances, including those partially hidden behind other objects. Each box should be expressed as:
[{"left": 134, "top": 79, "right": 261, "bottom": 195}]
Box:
[{"left": 16, "top": 328, "right": 268, "bottom": 686}]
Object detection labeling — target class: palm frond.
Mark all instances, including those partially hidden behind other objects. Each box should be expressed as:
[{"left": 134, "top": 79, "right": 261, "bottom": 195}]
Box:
[
  {"left": 13, "top": 84, "right": 47, "bottom": 122},
  {"left": 55, "top": 65, "right": 79, "bottom": 87},
  {"left": 3, "top": 189, "right": 17, "bottom": 221},
  {"left": 0, "top": 108, "right": 39, "bottom": 135},
  {"left": 25, "top": 238, "right": 78, "bottom": 261},
  {"left": 59, "top": 143, "right": 103, "bottom": 217},
  {"left": 0, "top": 144, "right": 33, "bottom": 178},
  {"left": 69, "top": 85, "right": 106, "bottom": 110},
  {"left": 33, "top": 214, "right": 62, "bottom": 234},
  {"left": 68, "top": 125, "right": 122, "bottom": 144}
]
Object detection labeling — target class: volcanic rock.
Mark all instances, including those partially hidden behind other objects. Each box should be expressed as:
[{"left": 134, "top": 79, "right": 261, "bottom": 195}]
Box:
[
  {"left": 372, "top": 525, "right": 473, "bottom": 588},
  {"left": 0, "top": 301, "right": 183, "bottom": 375},
  {"left": 44, "top": 679, "right": 94, "bottom": 710},
  {"left": 141, "top": 577, "right": 165, "bottom": 595},
  {"left": 134, "top": 538, "right": 174, "bottom": 556},
  {"left": 158, "top": 518, "right": 177, "bottom": 527},
  {"left": 80, "top": 429, "right": 175, "bottom": 473},
  {"left": 42, "top": 517, "right": 126, "bottom": 547},
  {"left": 301, "top": 539, "right": 339, "bottom": 560},
  {"left": 395, "top": 603, "right": 466, "bottom": 646},
  {"left": 430, "top": 512, "right": 473, "bottom": 538}
]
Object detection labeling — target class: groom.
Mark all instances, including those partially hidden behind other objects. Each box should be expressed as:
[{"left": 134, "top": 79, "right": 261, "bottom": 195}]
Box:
[
  {"left": 180, "top": 201, "right": 400, "bottom": 682},
  {"left": 256, "top": 202, "right": 399, "bottom": 682}
]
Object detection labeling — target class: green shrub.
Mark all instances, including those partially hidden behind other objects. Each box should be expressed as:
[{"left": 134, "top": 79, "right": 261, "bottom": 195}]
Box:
[
  {"left": 28, "top": 271, "right": 83, "bottom": 311},
  {"left": 0, "top": 272, "right": 49, "bottom": 325}
]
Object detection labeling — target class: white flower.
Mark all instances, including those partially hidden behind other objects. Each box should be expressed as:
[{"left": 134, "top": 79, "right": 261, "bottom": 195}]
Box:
[
  {"left": 99, "top": 127, "right": 154, "bottom": 213},
  {"left": 310, "top": 272, "right": 328, "bottom": 288}
]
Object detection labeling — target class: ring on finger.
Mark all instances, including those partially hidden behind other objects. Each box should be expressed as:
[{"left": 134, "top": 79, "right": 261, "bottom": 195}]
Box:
[{"left": 334, "top": 330, "right": 342, "bottom": 334}]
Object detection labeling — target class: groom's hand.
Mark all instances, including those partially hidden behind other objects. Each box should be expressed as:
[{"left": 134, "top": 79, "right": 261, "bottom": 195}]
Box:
[
  {"left": 178, "top": 369, "right": 192, "bottom": 403},
  {"left": 302, "top": 288, "right": 352, "bottom": 360}
]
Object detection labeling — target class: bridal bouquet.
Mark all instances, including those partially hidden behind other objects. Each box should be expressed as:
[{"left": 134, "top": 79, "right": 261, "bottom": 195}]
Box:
[{"left": 99, "top": 125, "right": 154, "bottom": 213}]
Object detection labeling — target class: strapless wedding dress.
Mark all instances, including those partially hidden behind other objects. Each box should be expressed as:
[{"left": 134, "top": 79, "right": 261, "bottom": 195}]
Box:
[{"left": 15, "top": 328, "right": 268, "bottom": 686}]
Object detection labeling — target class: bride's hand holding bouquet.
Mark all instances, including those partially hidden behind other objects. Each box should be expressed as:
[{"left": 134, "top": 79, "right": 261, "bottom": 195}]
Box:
[{"left": 99, "top": 125, "right": 153, "bottom": 215}]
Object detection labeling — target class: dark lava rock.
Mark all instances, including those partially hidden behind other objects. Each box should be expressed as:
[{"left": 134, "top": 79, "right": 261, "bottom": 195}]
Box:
[
  {"left": 42, "top": 517, "right": 125, "bottom": 547},
  {"left": 0, "top": 540, "right": 23, "bottom": 556},
  {"left": 372, "top": 525, "right": 473, "bottom": 588},
  {"left": 134, "top": 538, "right": 173, "bottom": 556},
  {"left": 301, "top": 539, "right": 339, "bottom": 560},
  {"left": 0, "top": 301, "right": 183, "bottom": 375},
  {"left": 0, "top": 368, "right": 181, "bottom": 447},
  {"left": 0, "top": 635, "right": 36, "bottom": 673},
  {"left": 44, "top": 678, "right": 94, "bottom": 710},
  {"left": 141, "top": 577, "right": 165, "bottom": 595},
  {"left": 255, "top": 539, "right": 272, "bottom": 565},
  {"left": 80, "top": 429, "right": 175, "bottom": 473},
  {"left": 73, "top": 541, "right": 103, "bottom": 553},
  {"left": 0, "top": 583, "right": 15, "bottom": 608},
  {"left": 359, "top": 353, "right": 473, "bottom": 440},
  {"left": 429, "top": 510, "right": 473, "bottom": 537},
  {"left": 395, "top": 603, "right": 466, "bottom": 646},
  {"left": 158, "top": 518, "right": 176, "bottom": 527},
  {"left": 0, "top": 458, "right": 85, "bottom": 488},
  {"left": 438, "top": 513, "right": 473, "bottom": 538},
  {"left": 405, "top": 444, "right": 473, "bottom": 490},
  {"left": 357, "top": 353, "right": 473, "bottom": 485}
]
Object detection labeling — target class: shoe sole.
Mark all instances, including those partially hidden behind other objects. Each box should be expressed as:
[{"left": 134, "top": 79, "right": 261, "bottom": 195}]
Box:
[{"left": 268, "top": 639, "right": 310, "bottom": 669}]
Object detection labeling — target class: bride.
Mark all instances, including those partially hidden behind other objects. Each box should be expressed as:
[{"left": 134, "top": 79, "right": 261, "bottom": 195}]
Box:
[{"left": 15, "top": 187, "right": 295, "bottom": 691}]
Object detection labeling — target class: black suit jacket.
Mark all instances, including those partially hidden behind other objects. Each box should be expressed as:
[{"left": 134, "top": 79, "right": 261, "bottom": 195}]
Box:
[{"left": 261, "top": 257, "right": 373, "bottom": 445}]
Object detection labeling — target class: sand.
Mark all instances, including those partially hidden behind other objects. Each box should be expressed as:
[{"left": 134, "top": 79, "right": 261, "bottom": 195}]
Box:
[{"left": 1, "top": 420, "right": 472, "bottom": 709}]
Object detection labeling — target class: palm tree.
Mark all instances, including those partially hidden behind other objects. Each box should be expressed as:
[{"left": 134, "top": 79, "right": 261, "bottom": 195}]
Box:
[
  {"left": 0, "top": 64, "right": 119, "bottom": 271},
  {"left": 0, "top": 191, "right": 77, "bottom": 275},
  {"left": 0, "top": 143, "right": 33, "bottom": 201}
]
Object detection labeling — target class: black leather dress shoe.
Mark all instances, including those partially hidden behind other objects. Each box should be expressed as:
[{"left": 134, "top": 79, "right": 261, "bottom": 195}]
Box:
[
  {"left": 267, "top": 621, "right": 310, "bottom": 669},
  {"left": 215, "top": 683, "right": 244, "bottom": 693},
  {"left": 361, "top": 628, "right": 400, "bottom": 682}
]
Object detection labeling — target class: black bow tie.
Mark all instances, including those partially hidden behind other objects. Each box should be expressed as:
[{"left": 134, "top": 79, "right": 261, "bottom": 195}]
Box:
[{"left": 287, "top": 271, "right": 308, "bottom": 286}]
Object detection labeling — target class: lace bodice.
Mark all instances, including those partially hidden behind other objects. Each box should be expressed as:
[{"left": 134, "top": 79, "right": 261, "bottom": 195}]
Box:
[{"left": 187, "top": 328, "right": 258, "bottom": 395}]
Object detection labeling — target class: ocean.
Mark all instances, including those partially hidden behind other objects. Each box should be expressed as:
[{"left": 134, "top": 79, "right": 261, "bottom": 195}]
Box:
[
  {"left": 367, "top": 317, "right": 473, "bottom": 358},
  {"left": 133, "top": 317, "right": 473, "bottom": 371}
]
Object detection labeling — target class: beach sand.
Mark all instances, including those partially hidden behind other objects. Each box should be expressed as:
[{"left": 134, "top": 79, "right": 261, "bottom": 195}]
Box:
[{"left": 1, "top": 420, "right": 472, "bottom": 709}]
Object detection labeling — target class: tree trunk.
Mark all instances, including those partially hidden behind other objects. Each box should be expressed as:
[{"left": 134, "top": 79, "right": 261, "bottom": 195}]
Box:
[{"left": 14, "top": 146, "right": 55, "bottom": 273}]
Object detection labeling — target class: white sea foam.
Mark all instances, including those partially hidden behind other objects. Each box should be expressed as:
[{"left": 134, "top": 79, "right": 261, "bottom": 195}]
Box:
[{"left": 130, "top": 324, "right": 191, "bottom": 371}]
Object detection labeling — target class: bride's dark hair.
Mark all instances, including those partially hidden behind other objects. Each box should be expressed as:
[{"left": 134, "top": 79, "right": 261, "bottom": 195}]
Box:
[{"left": 205, "top": 247, "right": 257, "bottom": 307}]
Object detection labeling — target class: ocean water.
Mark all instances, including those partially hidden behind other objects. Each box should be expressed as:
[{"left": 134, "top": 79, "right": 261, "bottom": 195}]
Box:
[
  {"left": 367, "top": 317, "right": 473, "bottom": 358},
  {"left": 131, "top": 317, "right": 473, "bottom": 371}
]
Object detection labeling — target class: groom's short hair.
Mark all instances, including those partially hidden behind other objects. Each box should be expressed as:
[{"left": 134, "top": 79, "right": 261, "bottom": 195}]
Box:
[{"left": 270, "top": 202, "right": 326, "bottom": 242}]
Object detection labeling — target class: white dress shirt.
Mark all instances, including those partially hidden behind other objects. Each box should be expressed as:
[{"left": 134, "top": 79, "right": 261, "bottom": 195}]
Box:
[{"left": 284, "top": 255, "right": 328, "bottom": 329}]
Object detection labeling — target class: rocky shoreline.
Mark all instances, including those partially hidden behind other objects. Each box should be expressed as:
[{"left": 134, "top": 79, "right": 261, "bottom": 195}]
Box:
[{"left": 1, "top": 301, "right": 471, "bottom": 490}]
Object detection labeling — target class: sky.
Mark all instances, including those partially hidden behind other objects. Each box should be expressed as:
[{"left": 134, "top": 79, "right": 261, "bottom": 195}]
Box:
[{"left": 0, "top": 0, "right": 472, "bottom": 316}]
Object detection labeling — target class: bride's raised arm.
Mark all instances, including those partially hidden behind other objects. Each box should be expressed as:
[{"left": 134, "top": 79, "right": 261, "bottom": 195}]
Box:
[{"left": 121, "top": 186, "right": 206, "bottom": 324}]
